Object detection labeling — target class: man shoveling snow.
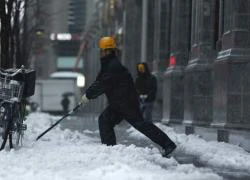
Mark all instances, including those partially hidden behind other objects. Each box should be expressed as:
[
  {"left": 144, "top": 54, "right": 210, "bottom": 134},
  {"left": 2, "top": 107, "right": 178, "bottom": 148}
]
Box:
[{"left": 80, "top": 36, "right": 176, "bottom": 158}]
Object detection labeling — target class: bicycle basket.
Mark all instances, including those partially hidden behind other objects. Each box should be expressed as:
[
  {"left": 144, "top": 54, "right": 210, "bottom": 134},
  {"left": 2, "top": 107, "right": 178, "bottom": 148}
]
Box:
[
  {"left": 9, "top": 69, "right": 36, "bottom": 98},
  {"left": 0, "top": 77, "right": 24, "bottom": 102}
]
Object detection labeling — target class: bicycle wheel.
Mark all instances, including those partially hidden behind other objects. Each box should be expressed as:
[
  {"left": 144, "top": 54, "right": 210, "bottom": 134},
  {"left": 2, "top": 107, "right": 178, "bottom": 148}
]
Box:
[
  {"left": 9, "top": 103, "right": 26, "bottom": 149},
  {"left": 0, "top": 104, "right": 12, "bottom": 150}
]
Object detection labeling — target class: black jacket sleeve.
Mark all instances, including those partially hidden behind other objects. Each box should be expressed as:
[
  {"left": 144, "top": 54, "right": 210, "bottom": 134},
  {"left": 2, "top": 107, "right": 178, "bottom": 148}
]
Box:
[{"left": 85, "top": 72, "right": 114, "bottom": 99}]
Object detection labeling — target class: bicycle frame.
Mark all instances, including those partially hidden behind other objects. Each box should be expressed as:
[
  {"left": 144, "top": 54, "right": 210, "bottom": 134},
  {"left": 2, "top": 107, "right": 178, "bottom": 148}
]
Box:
[{"left": 0, "top": 66, "right": 27, "bottom": 150}]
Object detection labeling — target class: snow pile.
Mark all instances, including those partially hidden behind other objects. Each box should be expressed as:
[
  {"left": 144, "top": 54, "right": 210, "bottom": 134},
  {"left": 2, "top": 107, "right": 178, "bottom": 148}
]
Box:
[
  {"left": 0, "top": 113, "right": 222, "bottom": 180},
  {"left": 127, "top": 123, "right": 250, "bottom": 172}
]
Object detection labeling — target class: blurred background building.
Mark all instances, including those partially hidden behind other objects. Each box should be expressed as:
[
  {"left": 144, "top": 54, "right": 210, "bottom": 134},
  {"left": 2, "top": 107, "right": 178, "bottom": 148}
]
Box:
[
  {"left": 29, "top": 0, "right": 250, "bottom": 151},
  {"left": 30, "top": 0, "right": 91, "bottom": 78}
]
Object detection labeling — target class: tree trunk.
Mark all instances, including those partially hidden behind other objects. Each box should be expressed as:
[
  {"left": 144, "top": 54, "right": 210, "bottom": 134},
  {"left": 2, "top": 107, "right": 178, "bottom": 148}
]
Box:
[
  {"left": 14, "top": 1, "right": 22, "bottom": 68},
  {"left": 0, "top": 0, "right": 36, "bottom": 69},
  {"left": 0, "top": 0, "right": 8, "bottom": 68}
]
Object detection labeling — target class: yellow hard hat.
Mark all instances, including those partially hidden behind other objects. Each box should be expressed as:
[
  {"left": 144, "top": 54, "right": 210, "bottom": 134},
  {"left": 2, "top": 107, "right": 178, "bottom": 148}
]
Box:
[{"left": 99, "top": 37, "right": 116, "bottom": 49}]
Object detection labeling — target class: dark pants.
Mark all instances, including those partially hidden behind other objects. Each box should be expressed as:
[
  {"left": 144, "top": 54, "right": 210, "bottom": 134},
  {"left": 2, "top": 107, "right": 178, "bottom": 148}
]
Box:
[
  {"left": 140, "top": 102, "right": 154, "bottom": 122},
  {"left": 98, "top": 106, "right": 174, "bottom": 148}
]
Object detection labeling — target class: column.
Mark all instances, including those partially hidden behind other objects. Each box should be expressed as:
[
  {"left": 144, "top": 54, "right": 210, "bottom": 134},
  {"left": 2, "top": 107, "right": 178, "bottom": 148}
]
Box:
[
  {"left": 162, "top": 0, "right": 192, "bottom": 124},
  {"left": 152, "top": 0, "right": 161, "bottom": 72},
  {"left": 141, "top": 0, "right": 148, "bottom": 63},
  {"left": 122, "top": 0, "right": 142, "bottom": 76},
  {"left": 212, "top": 0, "right": 250, "bottom": 129},
  {"left": 183, "top": 0, "right": 218, "bottom": 126}
]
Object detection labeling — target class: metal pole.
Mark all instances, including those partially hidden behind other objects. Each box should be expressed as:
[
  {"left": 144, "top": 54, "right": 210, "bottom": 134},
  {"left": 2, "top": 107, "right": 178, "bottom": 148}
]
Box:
[
  {"left": 121, "top": 8, "right": 126, "bottom": 64},
  {"left": 141, "top": 0, "right": 148, "bottom": 63}
]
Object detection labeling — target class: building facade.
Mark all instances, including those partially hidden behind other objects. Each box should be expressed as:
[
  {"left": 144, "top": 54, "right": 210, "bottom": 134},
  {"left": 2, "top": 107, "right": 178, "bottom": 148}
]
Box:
[
  {"left": 161, "top": 0, "right": 250, "bottom": 150},
  {"left": 31, "top": 0, "right": 89, "bottom": 79}
]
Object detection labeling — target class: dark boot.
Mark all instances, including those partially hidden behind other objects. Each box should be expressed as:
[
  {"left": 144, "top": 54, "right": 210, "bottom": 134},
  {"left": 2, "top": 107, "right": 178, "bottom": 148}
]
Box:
[{"left": 162, "top": 142, "right": 177, "bottom": 158}]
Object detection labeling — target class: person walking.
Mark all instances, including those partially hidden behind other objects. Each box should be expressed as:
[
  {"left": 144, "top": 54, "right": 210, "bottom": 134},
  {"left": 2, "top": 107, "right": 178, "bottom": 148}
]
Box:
[
  {"left": 135, "top": 63, "right": 157, "bottom": 122},
  {"left": 61, "top": 95, "right": 70, "bottom": 113},
  {"left": 80, "top": 36, "right": 176, "bottom": 157}
]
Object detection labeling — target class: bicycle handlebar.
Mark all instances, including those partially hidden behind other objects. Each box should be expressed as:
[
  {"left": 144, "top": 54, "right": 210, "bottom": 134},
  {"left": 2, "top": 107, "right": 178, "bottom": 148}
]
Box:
[{"left": 0, "top": 66, "right": 24, "bottom": 77}]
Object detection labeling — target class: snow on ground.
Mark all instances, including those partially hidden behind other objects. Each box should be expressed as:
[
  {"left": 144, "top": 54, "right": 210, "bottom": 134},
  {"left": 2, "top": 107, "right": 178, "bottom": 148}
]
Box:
[
  {"left": 0, "top": 113, "right": 222, "bottom": 180},
  {"left": 127, "top": 123, "right": 250, "bottom": 172}
]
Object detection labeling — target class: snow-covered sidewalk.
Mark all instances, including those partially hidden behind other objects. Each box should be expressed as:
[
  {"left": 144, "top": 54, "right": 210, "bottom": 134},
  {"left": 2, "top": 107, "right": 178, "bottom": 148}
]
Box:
[
  {"left": 128, "top": 123, "right": 250, "bottom": 172},
  {"left": 0, "top": 113, "right": 249, "bottom": 180}
]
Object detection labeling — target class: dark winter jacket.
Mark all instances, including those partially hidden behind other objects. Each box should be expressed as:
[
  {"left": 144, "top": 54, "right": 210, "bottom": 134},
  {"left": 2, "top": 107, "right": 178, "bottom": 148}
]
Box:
[
  {"left": 135, "top": 63, "right": 157, "bottom": 103},
  {"left": 85, "top": 54, "right": 140, "bottom": 118}
]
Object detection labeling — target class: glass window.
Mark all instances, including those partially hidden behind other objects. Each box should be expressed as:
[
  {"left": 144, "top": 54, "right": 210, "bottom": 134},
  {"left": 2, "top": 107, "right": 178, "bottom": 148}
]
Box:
[{"left": 57, "top": 56, "right": 83, "bottom": 69}]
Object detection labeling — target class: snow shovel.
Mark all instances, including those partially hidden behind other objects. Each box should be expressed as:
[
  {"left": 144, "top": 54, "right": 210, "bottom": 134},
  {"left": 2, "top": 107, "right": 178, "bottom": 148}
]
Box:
[{"left": 36, "top": 102, "right": 82, "bottom": 141}]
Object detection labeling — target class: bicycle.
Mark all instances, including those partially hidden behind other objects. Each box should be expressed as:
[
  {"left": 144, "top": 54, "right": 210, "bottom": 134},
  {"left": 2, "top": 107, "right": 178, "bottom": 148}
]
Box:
[{"left": 0, "top": 66, "right": 36, "bottom": 150}]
